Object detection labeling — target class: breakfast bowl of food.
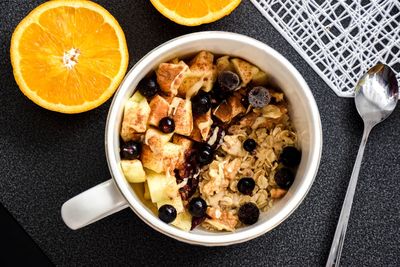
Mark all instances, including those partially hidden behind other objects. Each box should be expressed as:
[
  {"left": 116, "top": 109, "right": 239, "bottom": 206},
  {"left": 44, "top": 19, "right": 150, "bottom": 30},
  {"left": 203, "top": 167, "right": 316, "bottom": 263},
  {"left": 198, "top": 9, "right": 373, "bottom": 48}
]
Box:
[{"left": 61, "top": 31, "right": 322, "bottom": 246}]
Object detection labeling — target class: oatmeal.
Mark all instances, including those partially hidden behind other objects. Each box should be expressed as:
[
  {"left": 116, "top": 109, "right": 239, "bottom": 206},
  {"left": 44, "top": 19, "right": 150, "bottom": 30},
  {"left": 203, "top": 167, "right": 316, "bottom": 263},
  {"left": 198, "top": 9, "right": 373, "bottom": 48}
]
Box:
[{"left": 119, "top": 51, "right": 301, "bottom": 232}]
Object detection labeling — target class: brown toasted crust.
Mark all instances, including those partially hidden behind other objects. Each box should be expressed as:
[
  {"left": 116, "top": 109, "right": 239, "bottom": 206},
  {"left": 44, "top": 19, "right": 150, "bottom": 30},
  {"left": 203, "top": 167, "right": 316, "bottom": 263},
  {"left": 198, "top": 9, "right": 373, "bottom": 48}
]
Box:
[
  {"left": 141, "top": 144, "right": 164, "bottom": 173},
  {"left": 148, "top": 95, "right": 170, "bottom": 127},
  {"left": 213, "top": 93, "right": 245, "bottom": 123},
  {"left": 156, "top": 61, "right": 189, "bottom": 95},
  {"left": 178, "top": 72, "right": 204, "bottom": 98},
  {"left": 172, "top": 135, "right": 193, "bottom": 151},
  {"left": 190, "top": 51, "right": 216, "bottom": 92},
  {"left": 231, "top": 58, "right": 259, "bottom": 86},
  {"left": 195, "top": 110, "right": 213, "bottom": 141},
  {"left": 170, "top": 97, "right": 193, "bottom": 136}
]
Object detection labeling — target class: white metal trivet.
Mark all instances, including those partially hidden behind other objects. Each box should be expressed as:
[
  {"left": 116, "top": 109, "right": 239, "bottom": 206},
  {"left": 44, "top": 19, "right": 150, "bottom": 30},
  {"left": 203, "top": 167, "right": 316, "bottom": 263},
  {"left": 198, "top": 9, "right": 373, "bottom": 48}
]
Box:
[{"left": 251, "top": 0, "right": 400, "bottom": 97}]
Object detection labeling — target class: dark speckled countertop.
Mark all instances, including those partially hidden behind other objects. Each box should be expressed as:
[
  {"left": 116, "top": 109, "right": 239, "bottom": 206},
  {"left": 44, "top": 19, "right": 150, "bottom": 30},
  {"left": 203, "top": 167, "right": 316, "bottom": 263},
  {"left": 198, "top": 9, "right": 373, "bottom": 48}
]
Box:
[{"left": 1, "top": 0, "right": 399, "bottom": 266}]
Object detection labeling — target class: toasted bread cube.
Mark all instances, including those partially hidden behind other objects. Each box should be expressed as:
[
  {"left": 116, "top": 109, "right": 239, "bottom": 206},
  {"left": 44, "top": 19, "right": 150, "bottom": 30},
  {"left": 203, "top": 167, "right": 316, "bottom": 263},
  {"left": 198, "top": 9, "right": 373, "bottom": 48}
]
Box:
[
  {"left": 157, "top": 196, "right": 184, "bottom": 213},
  {"left": 162, "top": 142, "right": 184, "bottom": 172},
  {"left": 120, "top": 92, "right": 150, "bottom": 141},
  {"left": 146, "top": 170, "right": 178, "bottom": 203},
  {"left": 156, "top": 61, "right": 189, "bottom": 96},
  {"left": 195, "top": 110, "right": 213, "bottom": 141},
  {"left": 216, "top": 55, "right": 234, "bottom": 72},
  {"left": 121, "top": 160, "right": 146, "bottom": 183},
  {"left": 213, "top": 93, "right": 245, "bottom": 122},
  {"left": 172, "top": 135, "right": 193, "bottom": 152},
  {"left": 141, "top": 145, "right": 164, "bottom": 173},
  {"left": 189, "top": 124, "right": 203, "bottom": 142},
  {"left": 148, "top": 95, "right": 170, "bottom": 127},
  {"left": 252, "top": 70, "right": 268, "bottom": 86},
  {"left": 190, "top": 51, "right": 217, "bottom": 92},
  {"left": 178, "top": 72, "right": 204, "bottom": 98},
  {"left": 231, "top": 58, "right": 259, "bottom": 86},
  {"left": 144, "top": 127, "right": 173, "bottom": 153},
  {"left": 170, "top": 97, "right": 193, "bottom": 136}
]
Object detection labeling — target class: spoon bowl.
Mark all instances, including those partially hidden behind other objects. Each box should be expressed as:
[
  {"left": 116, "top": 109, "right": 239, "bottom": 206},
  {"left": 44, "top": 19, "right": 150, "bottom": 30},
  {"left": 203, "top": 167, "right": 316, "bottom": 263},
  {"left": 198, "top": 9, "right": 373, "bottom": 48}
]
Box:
[
  {"left": 355, "top": 63, "right": 399, "bottom": 125},
  {"left": 327, "top": 63, "right": 399, "bottom": 267}
]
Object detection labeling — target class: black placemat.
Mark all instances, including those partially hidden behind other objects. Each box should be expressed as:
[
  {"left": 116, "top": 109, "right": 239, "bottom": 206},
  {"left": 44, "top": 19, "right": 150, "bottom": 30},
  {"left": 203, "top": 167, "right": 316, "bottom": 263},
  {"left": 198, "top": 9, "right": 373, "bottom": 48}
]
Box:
[{"left": 1, "top": 1, "right": 399, "bottom": 266}]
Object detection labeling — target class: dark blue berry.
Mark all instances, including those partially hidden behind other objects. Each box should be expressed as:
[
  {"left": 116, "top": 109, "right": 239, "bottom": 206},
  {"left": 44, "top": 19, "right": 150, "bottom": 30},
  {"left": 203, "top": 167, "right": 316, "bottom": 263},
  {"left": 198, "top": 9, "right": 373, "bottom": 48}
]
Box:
[
  {"left": 137, "top": 74, "right": 160, "bottom": 98},
  {"left": 218, "top": 71, "right": 240, "bottom": 92},
  {"left": 238, "top": 202, "right": 259, "bottom": 225},
  {"left": 120, "top": 141, "right": 142, "bottom": 160},
  {"left": 188, "top": 197, "right": 207, "bottom": 217},
  {"left": 196, "top": 144, "right": 214, "bottom": 165},
  {"left": 159, "top": 117, "right": 175, "bottom": 133},
  {"left": 158, "top": 205, "right": 177, "bottom": 223},
  {"left": 243, "top": 139, "right": 257, "bottom": 152},
  {"left": 279, "top": 146, "right": 301, "bottom": 167},
  {"left": 274, "top": 168, "right": 295, "bottom": 189},
  {"left": 248, "top": 86, "right": 271, "bottom": 108},
  {"left": 192, "top": 91, "right": 211, "bottom": 115},
  {"left": 237, "top": 177, "right": 256, "bottom": 195}
]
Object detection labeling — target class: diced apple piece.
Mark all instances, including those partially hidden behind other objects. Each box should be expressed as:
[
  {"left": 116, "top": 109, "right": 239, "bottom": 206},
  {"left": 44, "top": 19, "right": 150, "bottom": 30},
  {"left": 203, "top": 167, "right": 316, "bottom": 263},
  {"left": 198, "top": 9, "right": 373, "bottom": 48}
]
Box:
[
  {"left": 178, "top": 72, "right": 204, "bottom": 98},
  {"left": 146, "top": 170, "right": 179, "bottom": 203},
  {"left": 157, "top": 196, "right": 184, "bottom": 213},
  {"left": 121, "top": 160, "right": 146, "bottom": 183},
  {"left": 148, "top": 95, "right": 170, "bottom": 127},
  {"left": 144, "top": 127, "right": 173, "bottom": 153},
  {"left": 120, "top": 91, "right": 150, "bottom": 141},
  {"left": 141, "top": 144, "right": 164, "bottom": 173},
  {"left": 252, "top": 70, "right": 268, "bottom": 86},
  {"left": 156, "top": 61, "right": 189, "bottom": 96},
  {"left": 144, "top": 182, "right": 151, "bottom": 200},
  {"left": 170, "top": 97, "right": 193, "bottom": 136},
  {"left": 216, "top": 55, "right": 234, "bottom": 72},
  {"left": 231, "top": 58, "right": 259, "bottom": 86},
  {"left": 162, "top": 142, "right": 184, "bottom": 173},
  {"left": 171, "top": 211, "right": 192, "bottom": 232}
]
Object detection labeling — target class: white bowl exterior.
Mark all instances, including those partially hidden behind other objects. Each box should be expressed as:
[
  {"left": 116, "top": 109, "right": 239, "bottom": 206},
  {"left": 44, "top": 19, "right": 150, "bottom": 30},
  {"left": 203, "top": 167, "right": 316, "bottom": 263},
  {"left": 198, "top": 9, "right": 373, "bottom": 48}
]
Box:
[{"left": 105, "top": 32, "right": 322, "bottom": 246}]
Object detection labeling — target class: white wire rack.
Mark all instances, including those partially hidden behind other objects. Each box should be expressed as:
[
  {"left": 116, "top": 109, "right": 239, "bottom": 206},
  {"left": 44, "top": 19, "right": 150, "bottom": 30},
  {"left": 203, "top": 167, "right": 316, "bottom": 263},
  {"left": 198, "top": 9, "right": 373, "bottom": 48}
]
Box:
[{"left": 250, "top": 0, "right": 400, "bottom": 97}]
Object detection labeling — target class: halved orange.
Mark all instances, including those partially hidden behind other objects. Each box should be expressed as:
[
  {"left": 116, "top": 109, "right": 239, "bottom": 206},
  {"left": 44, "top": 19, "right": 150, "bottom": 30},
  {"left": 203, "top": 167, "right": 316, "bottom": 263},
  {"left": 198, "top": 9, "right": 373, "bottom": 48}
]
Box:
[
  {"left": 150, "top": 0, "right": 242, "bottom": 26},
  {"left": 10, "top": 0, "right": 129, "bottom": 113}
]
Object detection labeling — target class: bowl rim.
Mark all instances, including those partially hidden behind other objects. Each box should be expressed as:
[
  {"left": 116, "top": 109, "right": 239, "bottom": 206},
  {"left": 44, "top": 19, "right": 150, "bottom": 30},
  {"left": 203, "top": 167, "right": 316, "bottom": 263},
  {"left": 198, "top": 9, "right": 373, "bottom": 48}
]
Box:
[{"left": 105, "top": 31, "right": 323, "bottom": 246}]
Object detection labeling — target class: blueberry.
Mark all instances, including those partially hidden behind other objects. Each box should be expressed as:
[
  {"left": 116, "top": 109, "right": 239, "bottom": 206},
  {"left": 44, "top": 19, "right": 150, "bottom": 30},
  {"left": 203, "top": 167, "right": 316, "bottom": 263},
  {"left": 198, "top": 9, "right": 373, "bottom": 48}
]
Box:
[
  {"left": 196, "top": 144, "right": 214, "bottom": 165},
  {"left": 137, "top": 74, "right": 160, "bottom": 98},
  {"left": 238, "top": 202, "right": 260, "bottom": 225},
  {"left": 243, "top": 139, "right": 257, "bottom": 152},
  {"left": 248, "top": 86, "right": 271, "bottom": 108},
  {"left": 279, "top": 146, "right": 301, "bottom": 167},
  {"left": 120, "top": 141, "right": 142, "bottom": 160},
  {"left": 158, "top": 204, "right": 177, "bottom": 223},
  {"left": 237, "top": 177, "right": 256, "bottom": 195},
  {"left": 218, "top": 71, "right": 240, "bottom": 92},
  {"left": 159, "top": 117, "right": 175, "bottom": 133},
  {"left": 192, "top": 91, "right": 211, "bottom": 115},
  {"left": 274, "top": 168, "right": 295, "bottom": 189},
  {"left": 188, "top": 197, "right": 207, "bottom": 217}
]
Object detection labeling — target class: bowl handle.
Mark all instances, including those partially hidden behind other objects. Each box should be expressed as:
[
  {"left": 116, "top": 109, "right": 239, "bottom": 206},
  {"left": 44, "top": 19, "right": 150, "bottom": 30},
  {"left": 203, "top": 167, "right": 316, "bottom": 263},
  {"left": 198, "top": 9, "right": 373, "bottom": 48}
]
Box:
[{"left": 61, "top": 179, "right": 128, "bottom": 230}]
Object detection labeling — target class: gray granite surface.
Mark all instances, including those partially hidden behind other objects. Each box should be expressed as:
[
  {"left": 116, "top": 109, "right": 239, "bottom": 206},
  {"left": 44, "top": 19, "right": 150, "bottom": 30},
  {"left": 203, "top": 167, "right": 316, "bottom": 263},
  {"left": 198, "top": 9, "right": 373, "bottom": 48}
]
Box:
[{"left": 1, "top": 0, "right": 399, "bottom": 266}]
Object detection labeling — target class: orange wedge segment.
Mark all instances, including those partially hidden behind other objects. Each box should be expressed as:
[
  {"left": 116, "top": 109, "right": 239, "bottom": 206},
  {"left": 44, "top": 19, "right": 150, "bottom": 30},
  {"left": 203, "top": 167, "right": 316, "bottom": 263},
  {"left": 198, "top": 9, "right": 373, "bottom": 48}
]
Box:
[
  {"left": 150, "top": 0, "right": 241, "bottom": 26},
  {"left": 10, "top": 0, "right": 129, "bottom": 113}
]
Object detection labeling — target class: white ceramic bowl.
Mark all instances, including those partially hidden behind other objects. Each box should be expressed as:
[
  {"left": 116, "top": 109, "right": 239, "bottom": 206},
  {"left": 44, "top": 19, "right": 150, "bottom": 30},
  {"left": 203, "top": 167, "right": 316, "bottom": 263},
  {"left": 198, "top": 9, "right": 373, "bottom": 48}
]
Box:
[{"left": 61, "top": 31, "right": 322, "bottom": 246}]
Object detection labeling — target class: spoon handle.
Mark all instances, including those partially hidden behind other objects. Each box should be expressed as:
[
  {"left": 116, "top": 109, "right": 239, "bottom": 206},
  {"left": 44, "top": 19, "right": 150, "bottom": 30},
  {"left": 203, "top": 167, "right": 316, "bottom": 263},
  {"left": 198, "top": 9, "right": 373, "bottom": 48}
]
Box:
[{"left": 326, "top": 124, "right": 373, "bottom": 267}]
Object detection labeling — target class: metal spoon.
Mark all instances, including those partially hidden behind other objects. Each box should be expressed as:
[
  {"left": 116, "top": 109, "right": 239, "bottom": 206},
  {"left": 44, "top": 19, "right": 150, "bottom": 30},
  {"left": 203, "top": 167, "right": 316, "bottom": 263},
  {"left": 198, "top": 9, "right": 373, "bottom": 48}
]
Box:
[{"left": 326, "top": 63, "right": 399, "bottom": 267}]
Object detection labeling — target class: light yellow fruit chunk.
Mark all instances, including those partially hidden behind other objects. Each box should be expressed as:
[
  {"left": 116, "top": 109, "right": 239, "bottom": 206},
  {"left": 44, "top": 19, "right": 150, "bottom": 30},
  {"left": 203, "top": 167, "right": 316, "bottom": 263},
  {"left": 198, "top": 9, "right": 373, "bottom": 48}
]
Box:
[
  {"left": 157, "top": 196, "right": 184, "bottom": 213},
  {"left": 146, "top": 170, "right": 179, "bottom": 203},
  {"left": 121, "top": 160, "right": 146, "bottom": 183},
  {"left": 172, "top": 211, "right": 192, "bottom": 232}
]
